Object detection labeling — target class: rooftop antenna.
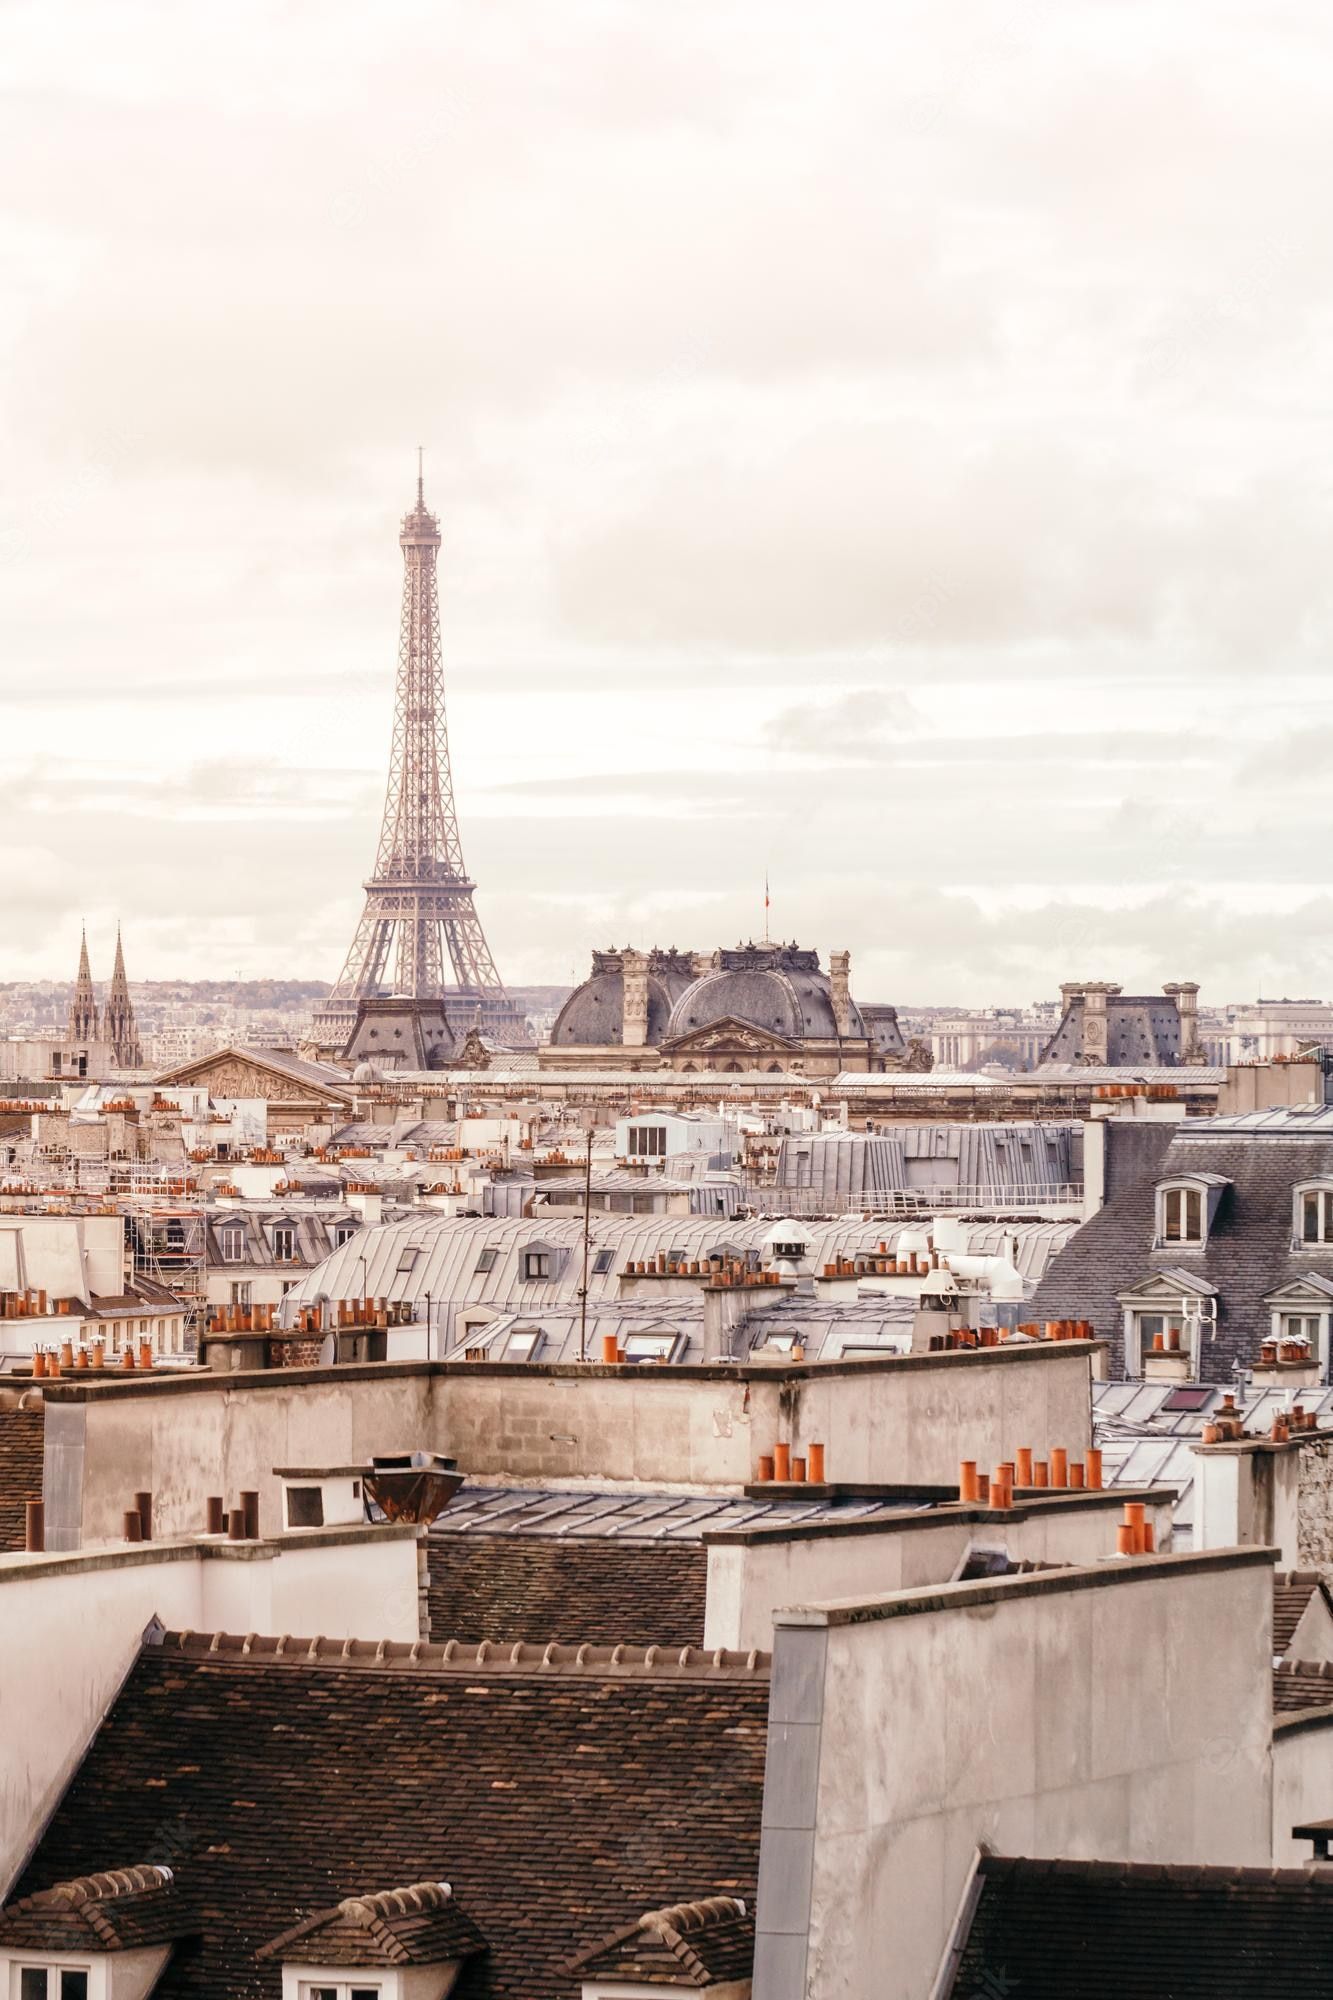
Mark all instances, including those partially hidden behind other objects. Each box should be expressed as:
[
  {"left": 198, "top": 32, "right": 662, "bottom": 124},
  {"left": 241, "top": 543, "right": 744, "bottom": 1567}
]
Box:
[
  {"left": 417, "top": 445, "right": 424, "bottom": 509},
  {"left": 762, "top": 870, "right": 771, "bottom": 946}
]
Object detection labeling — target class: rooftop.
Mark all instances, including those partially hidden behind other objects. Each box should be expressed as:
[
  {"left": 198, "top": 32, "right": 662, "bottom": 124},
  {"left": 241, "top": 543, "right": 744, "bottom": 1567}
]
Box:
[
  {"left": 12, "top": 1631, "right": 769, "bottom": 2000},
  {"left": 946, "top": 1852, "right": 1333, "bottom": 1998}
]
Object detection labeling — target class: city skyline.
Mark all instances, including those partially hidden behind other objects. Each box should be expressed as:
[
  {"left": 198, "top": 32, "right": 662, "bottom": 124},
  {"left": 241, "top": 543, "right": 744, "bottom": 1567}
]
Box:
[{"left": 5, "top": 2, "right": 1333, "bottom": 1003}]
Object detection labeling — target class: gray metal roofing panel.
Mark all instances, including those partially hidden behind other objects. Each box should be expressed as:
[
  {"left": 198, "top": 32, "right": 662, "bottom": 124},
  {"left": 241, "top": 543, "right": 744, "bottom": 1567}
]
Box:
[
  {"left": 430, "top": 1485, "right": 929, "bottom": 1541},
  {"left": 282, "top": 1212, "right": 1079, "bottom": 1325}
]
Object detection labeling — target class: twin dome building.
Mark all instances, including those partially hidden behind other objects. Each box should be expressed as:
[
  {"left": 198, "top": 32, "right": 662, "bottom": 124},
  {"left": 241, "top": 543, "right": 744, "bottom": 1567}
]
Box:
[{"left": 540, "top": 941, "right": 906, "bottom": 1077}]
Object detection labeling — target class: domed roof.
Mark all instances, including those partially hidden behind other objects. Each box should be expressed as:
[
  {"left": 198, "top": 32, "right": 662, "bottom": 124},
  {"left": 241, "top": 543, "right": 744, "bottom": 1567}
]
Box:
[
  {"left": 665, "top": 946, "right": 866, "bottom": 1044},
  {"left": 551, "top": 949, "right": 697, "bottom": 1047}
]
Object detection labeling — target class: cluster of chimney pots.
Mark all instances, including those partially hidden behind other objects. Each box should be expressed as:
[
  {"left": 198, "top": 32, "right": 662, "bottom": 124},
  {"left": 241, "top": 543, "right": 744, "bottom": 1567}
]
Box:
[
  {"left": 1198, "top": 1393, "right": 1322, "bottom": 1446},
  {"left": 755, "top": 1441, "right": 827, "bottom": 1485},
  {"left": 31, "top": 1335, "right": 156, "bottom": 1375},
  {"left": 958, "top": 1447, "right": 1104, "bottom": 1508}
]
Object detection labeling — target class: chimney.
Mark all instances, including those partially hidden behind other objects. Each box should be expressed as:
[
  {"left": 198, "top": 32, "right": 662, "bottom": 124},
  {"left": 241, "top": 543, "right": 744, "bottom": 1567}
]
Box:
[
  {"left": 1166, "top": 981, "right": 1201, "bottom": 1062},
  {"left": 621, "top": 950, "right": 649, "bottom": 1048},
  {"left": 829, "top": 950, "right": 852, "bottom": 1038},
  {"left": 346, "top": 1186, "right": 382, "bottom": 1226}
]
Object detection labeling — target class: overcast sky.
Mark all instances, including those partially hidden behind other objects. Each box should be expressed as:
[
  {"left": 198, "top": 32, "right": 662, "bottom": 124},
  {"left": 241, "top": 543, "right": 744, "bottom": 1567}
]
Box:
[{"left": 3, "top": 0, "right": 1332, "bottom": 1006}]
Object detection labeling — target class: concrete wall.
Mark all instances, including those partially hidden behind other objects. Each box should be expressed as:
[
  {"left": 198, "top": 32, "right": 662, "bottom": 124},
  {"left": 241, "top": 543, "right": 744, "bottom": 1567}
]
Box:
[
  {"left": 0, "top": 1526, "right": 419, "bottom": 1897},
  {"left": 1194, "top": 1441, "right": 1302, "bottom": 1567},
  {"left": 754, "top": 1548, "right": 1276, "bottom": 2000},
  {"left": 42, "top": 1366, "right": 437, "bottom": 1549},
  {"left": 439, "top": 1345, "right": 1098, "bottom": 1494},
  {"left": 1273, "top": 1714, "right": 1333, "bottom": 1863},
  {"left": 703, "top": 1491, "right": 1176, "bottom": 1651},
  {"left": 39, "top": 1344, "right": 1100, "bottom": 1551}
]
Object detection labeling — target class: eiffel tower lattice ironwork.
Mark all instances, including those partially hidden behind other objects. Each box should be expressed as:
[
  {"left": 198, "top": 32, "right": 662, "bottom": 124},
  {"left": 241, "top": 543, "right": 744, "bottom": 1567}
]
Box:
[{"left": 313, "top": 462, "right": 516, "bottom": 1050}]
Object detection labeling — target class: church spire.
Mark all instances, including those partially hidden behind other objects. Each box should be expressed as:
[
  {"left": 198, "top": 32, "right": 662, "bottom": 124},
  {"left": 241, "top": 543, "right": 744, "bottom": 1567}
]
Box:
[
  {"left": 68, "top": 925, "right": 99, "bottom": 1043},
  {"left": 103, "top": 924, "right": 142, "bottom": 1069}
]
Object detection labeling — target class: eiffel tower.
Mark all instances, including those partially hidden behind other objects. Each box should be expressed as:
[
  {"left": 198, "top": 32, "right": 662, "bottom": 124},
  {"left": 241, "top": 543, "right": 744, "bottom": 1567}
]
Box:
[{"left": 312, "top": 462, "right": 523, "bottom": 1053}]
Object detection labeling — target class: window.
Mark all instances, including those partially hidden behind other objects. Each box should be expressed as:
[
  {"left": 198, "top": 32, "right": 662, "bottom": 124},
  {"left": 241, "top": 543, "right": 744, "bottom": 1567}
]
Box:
[
  {"left": 1282, "top": 1314, "right": 1320, "bottom": 1342},
  {"left": 504, "top": 1326, "right": 544, "bottom": 1360},
  {"left": 592, "top": 1249, "right": 615, "bottom": 1276},
  {"left": 475, "top": 1247, "right": 498, "bottom": 1274},
  {"left": 287, "top": 1485, "right": 325, "bottom": 1528},
  {"left": 1161, "top": 1186, "right": 1203, "bottom": 1244},
  {"left": 772, "top": 1240, "right": 804, "bottom": 1262},
  {"left": 396, "top": 1245, "right": 421, "bottom": 1274},
  {"left": 523, "top": 1251, "right": 551, "bottom": 1280},
  {"left": 273, "top": 1225, "right": 296, "bottom": 1262},
  {"left": 1300, "top": 1188, "right": 1333, "bottom": 1244},
  {"left": 16, "top": 1974, "right": 89, "bottom": 2000},
  {"left": 333, "top": 1223, "right": 356, "bottom": 1248},
  {"left": 230, "top": 1280, "right": 252, "bottom": 1307},
  {"left": 299, "top": 1987, "right": 381, "bottom": 2000},
  {"left": 626, "top": 1124, "right": 667, "bottom": 1157},
  {"left": 220, "top": 1228, "right": 245, "bottom": 1263},
  {"left": 622, "top": 1330, "right": 683, "bottom": 1363}
]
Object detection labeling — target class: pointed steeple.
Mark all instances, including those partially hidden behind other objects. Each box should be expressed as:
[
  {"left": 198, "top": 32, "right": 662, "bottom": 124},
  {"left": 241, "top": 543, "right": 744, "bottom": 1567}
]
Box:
[
  {"left": 68, "top": 925, "right": 99, "bottom": 1043},
  {"left": 103, "top": 923, "right": 142, "bottom": 1069}
]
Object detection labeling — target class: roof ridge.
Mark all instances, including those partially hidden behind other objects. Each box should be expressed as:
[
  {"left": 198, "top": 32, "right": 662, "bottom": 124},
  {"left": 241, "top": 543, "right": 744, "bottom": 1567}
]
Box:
[
  {"left": 980, "top": 1853, "right": 1333, "bottom": 1887},
  {"left": 339, "top": 1882, "right": 453, "bottom": 1922},
  {"left": 25, "top": 1865, "right": 171, "bottom": 1909},
  {"left": 153, "top": 1629, "right": 771, "bottom": 1679}
]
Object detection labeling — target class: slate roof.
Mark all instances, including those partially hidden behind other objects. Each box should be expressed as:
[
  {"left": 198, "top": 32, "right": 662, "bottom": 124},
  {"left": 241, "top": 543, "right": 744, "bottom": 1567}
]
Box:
[
  {"left": 0, "top": 1865, "right": 192, "bottom": 1953},
  {"left": 1032, "top": 1121, "right": 1333, "bottom": 1381},
  {"left": 257, "top": 1880, "right": 487, "bottom": 1967},
  {"left": 1274, "top": 1573, "right": 1332, "bottom": 1656},
  {"left": 570, "top": 1894, "right": 753, "bottom": 1986},
  {"left": 427, "top": 1535, "right": 707, "bottom": 1647},
  {"left": 0, "top": 1400, "right": 43, "bottom": 1550},
  {"left": 1273, "top": 1659, "right": 1333, "bottom": 1714},
  {"left": 15, "top": 1633, "right": 768, "bottom": 2000},
  {"left": 946, "top": 1852, "right": 1333, "bottom": 1997}
]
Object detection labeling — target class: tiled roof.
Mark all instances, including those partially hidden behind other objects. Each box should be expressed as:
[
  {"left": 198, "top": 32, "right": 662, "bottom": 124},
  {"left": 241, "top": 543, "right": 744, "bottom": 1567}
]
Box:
[
  {"left": 257, "top": 1881, "right": 486, "bottom": 1967},
  {"left": 428, "top": 1534, "right": 707, "bottom": 1648},
  {"left": 0, "top": 1865, "right": 191, "bottom": 1953},
  {"left": 0, "top": 1400, "right": 43, "bottom": 1551},
  {"left": 15, "top": 1634, "right": 768, "bottom": 2000},
  {"left": 1274, "top": 1659, "right": 1333, "bottom": 1714},
  {"left": 946, "top": 1853, "right": 1333, "bottom": 1997},
  {"left": 1274, "top": 1573, "right": 1330, "bottom": 1656},
  {"left": 570, "top": 1895, "right": 753, "bottom": 1986}
]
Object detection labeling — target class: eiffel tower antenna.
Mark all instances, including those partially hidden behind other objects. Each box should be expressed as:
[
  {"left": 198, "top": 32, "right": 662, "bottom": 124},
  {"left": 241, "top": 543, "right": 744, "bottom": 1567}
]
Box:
[{"left": 312, "top": 462, "right": 519, "bottom": 1050}]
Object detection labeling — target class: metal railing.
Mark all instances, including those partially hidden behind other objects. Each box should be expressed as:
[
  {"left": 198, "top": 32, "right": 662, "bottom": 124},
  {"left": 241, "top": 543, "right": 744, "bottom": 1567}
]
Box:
[{"left": 746, "top": 1182, "right": 1084, "bottom": 1217}]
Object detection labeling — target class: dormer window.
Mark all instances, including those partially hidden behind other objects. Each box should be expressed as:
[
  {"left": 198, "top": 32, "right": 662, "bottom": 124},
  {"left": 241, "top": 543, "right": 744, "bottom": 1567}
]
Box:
[
  {"left": 1297, "top": 1184, "right": 1333, "bottom": 1246},
  {"left": 300, "top": 1985, "right": 380, "bottom": 1999},
  {"left": 273, "top": 1225, "right": 296, "bottom": 1262},
  {"left": 1162, "top": 1187, "right": 1203, "bottom": 1244},
  {"left": 219, "top": 1227, "right": 245, "bottom": 1264},
  {"left": 1154, "top": 1173, "right": 1229, "bottom": 1249}
]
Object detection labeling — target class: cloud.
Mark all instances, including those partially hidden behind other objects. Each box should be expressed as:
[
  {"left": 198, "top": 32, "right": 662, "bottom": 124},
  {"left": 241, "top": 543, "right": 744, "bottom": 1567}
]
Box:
[{"left": 3, "top": 0, "right": 1333, "bottom": 994}]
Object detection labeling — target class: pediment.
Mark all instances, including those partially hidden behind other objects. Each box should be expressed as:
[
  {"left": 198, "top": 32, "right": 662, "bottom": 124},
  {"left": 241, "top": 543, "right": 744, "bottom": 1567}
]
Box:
[
  {"left": 156, "top": 1049, "right": 341, "bottom": 1103},
  {"left": 1117, "top": 1267, "right": 1219, "bottom": 1305},
  {"left": 1264, "top": 1272, "right": 1333, "bottom": 1308},
  {"left": 661, "top": 1016, "right": 801, "bottom": 1055}
]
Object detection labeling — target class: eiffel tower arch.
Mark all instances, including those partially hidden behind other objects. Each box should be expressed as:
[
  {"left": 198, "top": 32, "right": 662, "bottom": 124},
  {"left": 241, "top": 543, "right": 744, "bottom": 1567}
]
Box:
[{"left": 310, "top": 465, "right": 526, "bottom": 1055}]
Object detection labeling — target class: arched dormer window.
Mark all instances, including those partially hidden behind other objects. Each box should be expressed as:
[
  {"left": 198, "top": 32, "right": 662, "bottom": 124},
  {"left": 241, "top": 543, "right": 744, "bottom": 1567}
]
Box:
[
  {"left": 1154, "top": 1173, "right": 1230, "bottom": 1249},
  {"left": 1294, "top": 1181, "right": 1333, "bottom": 1247}
]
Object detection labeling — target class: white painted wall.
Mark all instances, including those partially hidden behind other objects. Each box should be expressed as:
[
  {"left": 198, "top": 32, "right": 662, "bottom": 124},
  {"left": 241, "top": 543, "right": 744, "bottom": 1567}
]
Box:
[
  {"left": 704, "top": 1494, "right": 1175, "bottom": 1651},
  {"left": 0, "top": 1529, "right": 420, "bottom": 1898},
  {"left": 767, "top": 1552, "right": 1275, "bottom": 2000},
  {"left": 1273, "top": 1719, "right": 1333, "bottom": 1863}
]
